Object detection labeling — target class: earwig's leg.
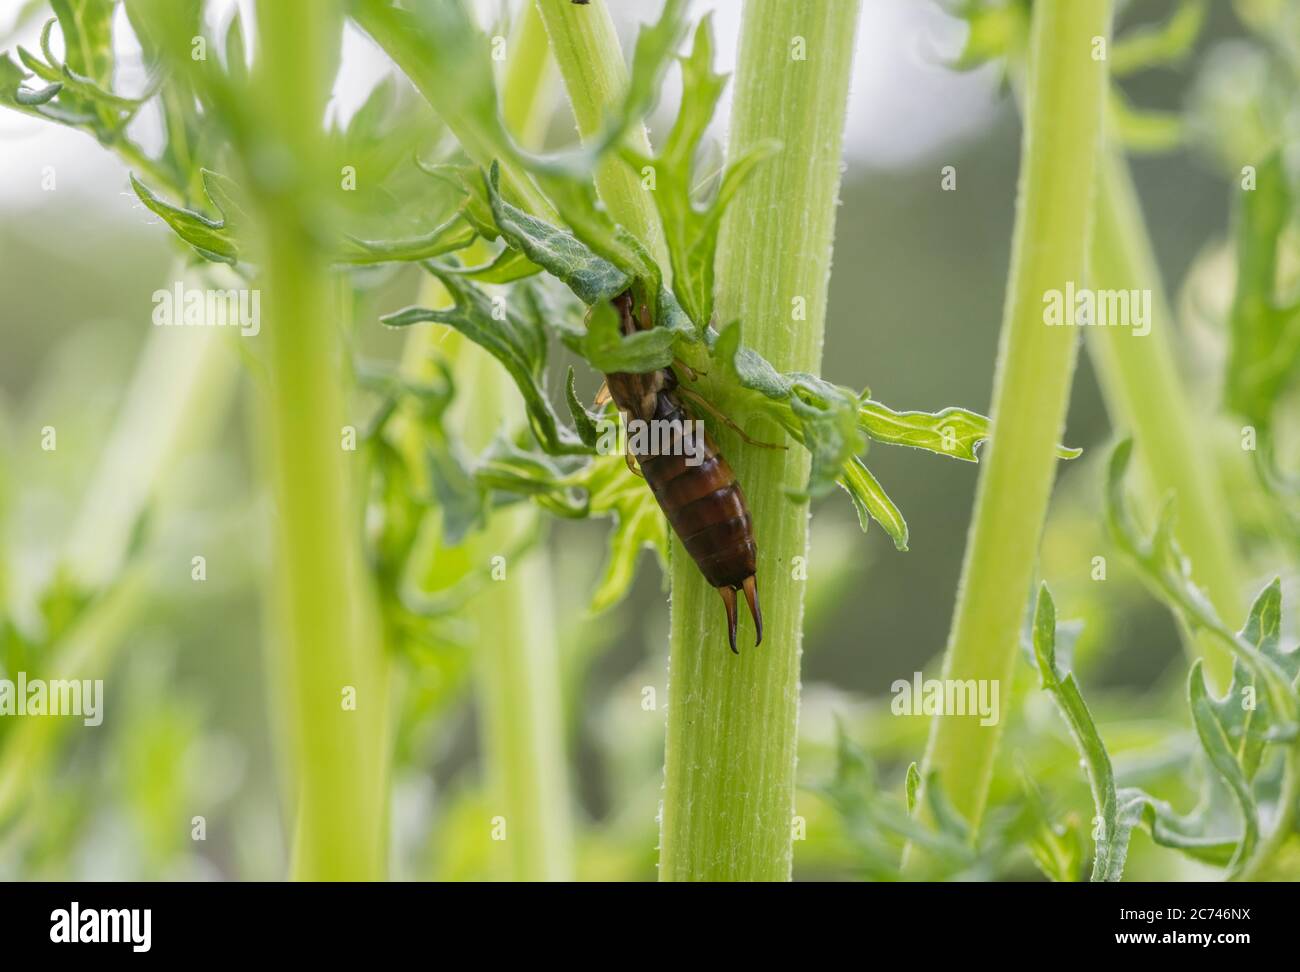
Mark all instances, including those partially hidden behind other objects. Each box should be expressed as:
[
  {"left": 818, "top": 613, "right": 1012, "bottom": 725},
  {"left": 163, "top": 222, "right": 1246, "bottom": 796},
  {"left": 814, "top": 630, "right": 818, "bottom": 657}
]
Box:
[
  {"left": 679, "top": 388, "right": 787, "bottom": 450},
  {"left": 742, "top": 575, "right": 763, "bottom": 648},
  {"left": 718, "top": 585, "right": 740, "bottom": 654},
  {"left": 593, "top": 380, "right": 612, "bottom": 409},
  {"left": 673, "top": 358, "right": 700, "bottom": 382},
  {"left": 624, "top": 448, "right": 644, "bottom": 479}
]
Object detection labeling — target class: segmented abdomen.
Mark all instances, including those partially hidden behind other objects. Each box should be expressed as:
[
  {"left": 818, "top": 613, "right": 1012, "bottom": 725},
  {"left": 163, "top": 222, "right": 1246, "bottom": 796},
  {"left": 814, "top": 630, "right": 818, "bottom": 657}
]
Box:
[{"left": 634, "top": 391, "right": 757, "bottom": 589}]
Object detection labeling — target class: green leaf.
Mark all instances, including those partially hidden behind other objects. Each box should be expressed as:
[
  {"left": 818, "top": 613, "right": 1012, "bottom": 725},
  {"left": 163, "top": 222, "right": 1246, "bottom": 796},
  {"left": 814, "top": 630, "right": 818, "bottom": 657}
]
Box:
[
  {"left": 562, "top": 299, "right": 676, "bottom": 375},
  {"left": 1187, "top": 659, "right": 1259, "bottom": 877},
  {"left": 905, "top": 762, "right": 921, "bottom": 815},
  {"left": 622, "top": 16, "right": 777, "bottom": 327},
  {"left": 858, "top": 399, "right": 1080, "bottom": 462},
  {"left": 1105, "top": 439, "right": 1296, "bottom": 718},
  {"left": 564, "top": 367, "right": 600, "bottom": 450},
  {"left": 129, "top": 171, "right": 240, "bottom": 265},
  {"left": 838, "top": 457, "right": 908, "bottom": 551},
  {"left": 49, "top": 0, "right": 113, "bottom": 87},
  {"left": 381, "top": 270, "right": 590, "bottom": 457},
  {"left": 339, "top": 218, "right": 477, "bottom": 266},
  {"left": 483, "top": 162, "right": 630, "bottom": 305},
  {"left": 1030, "top": 583, "right": 1137, "bottom": 881}
]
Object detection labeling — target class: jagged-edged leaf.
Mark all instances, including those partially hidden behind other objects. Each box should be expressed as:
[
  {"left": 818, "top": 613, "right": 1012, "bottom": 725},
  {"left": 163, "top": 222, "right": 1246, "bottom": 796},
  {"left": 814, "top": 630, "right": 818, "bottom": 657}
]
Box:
[
  {"left": 381, "top": 270, "right": 590, "bottom": 457},
  {"left": 1105, "top": 439, "right": 1295, "bottom": 716},
  {"left": 1031, "top": 583, "right": 1144, "bottom": 881},
  {"left": 1188, "top": 659, "right": 1259, "bottom": 876},
  {"left": 858, "top": 399, "right": 1080, "bottom": 462},
  {"left": 711, "top": 321, "right": 863, "bottom": 499},
  {"left": 483, "top": 162, "right": 629, "bottom": 305}
]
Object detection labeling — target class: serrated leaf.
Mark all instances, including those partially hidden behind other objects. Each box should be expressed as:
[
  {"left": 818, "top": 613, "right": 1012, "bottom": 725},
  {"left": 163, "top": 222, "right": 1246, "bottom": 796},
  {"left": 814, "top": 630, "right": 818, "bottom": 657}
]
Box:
[
  {"left": 1188, "top": 659, "right": 1259, "bottom": 877},
  {"left": 483, "top": 162, "right": 629, "bottom": 305},
  {"left": 1031, "top": 583, "right": 1136, "bottom": 881},
  {"left": 381, "top": 270, "right": 589, "bottom": 457},
  {"left": 621, "top": 15, "right": 775, "bottom": 327}
]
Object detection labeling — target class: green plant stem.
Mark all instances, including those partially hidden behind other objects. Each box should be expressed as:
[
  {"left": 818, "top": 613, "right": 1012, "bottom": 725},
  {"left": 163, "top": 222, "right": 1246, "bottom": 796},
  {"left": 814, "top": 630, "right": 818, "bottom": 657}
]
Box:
[
  {"left": 659, "top": 0, "right": 862, "bottom": 881},
  {"left": 503, "top": 1, "right": 556, "bottom": 149},
  {"left": 1087, "top": 152, "right": 1240, "bottom": 688},
  {"left": 533, "top": 0, "right": 669, "bottom": 271},
  {"left": 255, "top": 0, "right": 388, "bottom": 880},
  {"left": 908, "top": 0, "right": 1112, "bottom": 864}
]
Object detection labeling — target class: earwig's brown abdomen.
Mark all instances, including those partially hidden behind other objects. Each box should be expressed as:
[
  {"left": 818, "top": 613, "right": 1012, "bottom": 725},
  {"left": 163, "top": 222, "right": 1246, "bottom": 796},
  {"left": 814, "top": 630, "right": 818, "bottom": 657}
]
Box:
[{"left": 635, "top": 392, "right": 757, "bottom": 591}]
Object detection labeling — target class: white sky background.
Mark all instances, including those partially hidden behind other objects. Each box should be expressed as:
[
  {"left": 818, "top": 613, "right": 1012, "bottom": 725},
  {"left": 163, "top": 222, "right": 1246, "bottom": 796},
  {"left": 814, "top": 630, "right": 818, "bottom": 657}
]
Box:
[{"left": 0, "top": 0, "right": 1001, "bottom": 209}]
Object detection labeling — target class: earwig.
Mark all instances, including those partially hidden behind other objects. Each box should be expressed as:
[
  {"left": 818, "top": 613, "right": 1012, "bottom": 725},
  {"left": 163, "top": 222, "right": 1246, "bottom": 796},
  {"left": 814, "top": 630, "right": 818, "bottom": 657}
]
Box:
[{"left": 599, "top": 291, "right": 763, "bottom": 653}]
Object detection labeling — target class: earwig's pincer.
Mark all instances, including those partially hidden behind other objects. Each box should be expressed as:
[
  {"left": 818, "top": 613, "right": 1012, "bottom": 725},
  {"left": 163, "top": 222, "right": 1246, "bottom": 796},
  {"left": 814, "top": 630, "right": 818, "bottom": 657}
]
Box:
[{"left": 718, "top": 576, "right": 763, "bottom": 654}]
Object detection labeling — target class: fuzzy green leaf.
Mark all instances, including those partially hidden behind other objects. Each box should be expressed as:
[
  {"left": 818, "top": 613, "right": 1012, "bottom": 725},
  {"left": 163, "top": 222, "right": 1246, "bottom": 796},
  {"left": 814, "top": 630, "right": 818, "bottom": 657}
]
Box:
[{"left": 484, "top": 162, "right": 629, "bottom": 305}]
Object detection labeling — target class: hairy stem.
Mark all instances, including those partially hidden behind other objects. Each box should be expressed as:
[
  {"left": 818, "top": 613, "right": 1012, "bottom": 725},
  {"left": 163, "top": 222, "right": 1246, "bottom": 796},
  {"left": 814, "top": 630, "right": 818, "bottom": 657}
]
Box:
[
  {"left": 255, "top": 0, "right": 389, "bottom": 880},
  {"left": 908, "top": 0, "right": 1112, "bottom": 862},
  {"left": 659, "top": 0, "right": 862, "bottom": 881},
  {"left": 533, "top": 0, "right": 669, "bottom": 271}
]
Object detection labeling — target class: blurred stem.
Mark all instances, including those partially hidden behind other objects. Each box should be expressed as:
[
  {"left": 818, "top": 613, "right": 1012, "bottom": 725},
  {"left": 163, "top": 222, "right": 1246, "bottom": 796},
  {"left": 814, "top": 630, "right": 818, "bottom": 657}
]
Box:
[
  {"left": 534, "top": 0, "right": 670, "bottom": 273},
  {"left": 660, "top": 0, "right": 861, "bottom": 881},
  {"left": 1087, "top": 153, "right": 1239, "bottom": 688},
  {"left": 0, "top": 566, "right": 150, "bottom": 831},
  {"left": 502, "top": 1, "right": 557, "bottom": 149},
  {"left": 255, "top": 0, "right": 388, "bottom": 880},
  {"left": 907, "top": 0, "right": 1112, "bottom": 866},
  {"left": 406, "top": 15, "right": 573, "bottom": 881}
]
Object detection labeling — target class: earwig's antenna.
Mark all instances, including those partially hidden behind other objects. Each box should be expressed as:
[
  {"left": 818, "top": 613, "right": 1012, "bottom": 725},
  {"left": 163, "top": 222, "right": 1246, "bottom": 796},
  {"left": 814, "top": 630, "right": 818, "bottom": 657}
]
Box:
[
  {"left": 743, "top": 575, "right": 763, "bottom": 647},
  {"left": 718, "top": 586, "right": 739, "bottom": 654}
]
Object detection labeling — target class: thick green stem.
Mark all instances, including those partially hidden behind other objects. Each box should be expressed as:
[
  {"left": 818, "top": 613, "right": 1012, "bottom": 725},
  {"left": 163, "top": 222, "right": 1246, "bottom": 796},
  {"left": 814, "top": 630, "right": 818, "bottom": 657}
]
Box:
[
  {"left": 659, "top": 0, "right": 862, "bottom": 881},
  {"left": 909, "top": 0, "right": 1112, "bottom": 860},
  {"left": 256, "top": 0, "right": 388, "bottom": 880},
  {"left": 533, "top": 0, "right": 669, "bottom": 271},
  {"left": 1087, "top": 153, "right": 1240, "bottom": 688}
]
